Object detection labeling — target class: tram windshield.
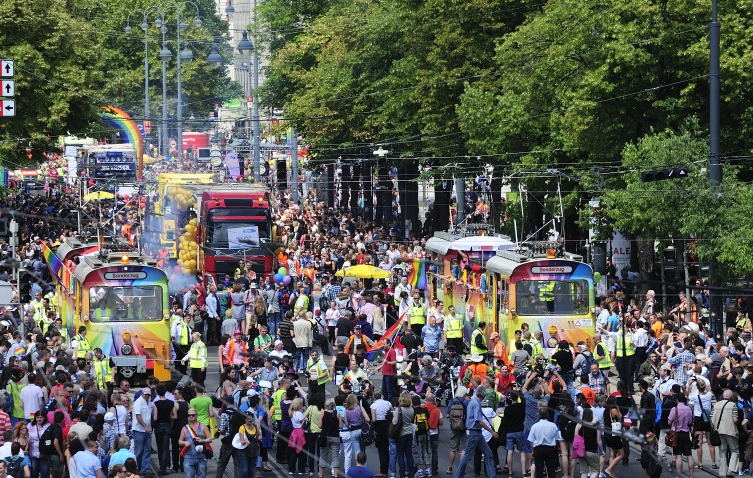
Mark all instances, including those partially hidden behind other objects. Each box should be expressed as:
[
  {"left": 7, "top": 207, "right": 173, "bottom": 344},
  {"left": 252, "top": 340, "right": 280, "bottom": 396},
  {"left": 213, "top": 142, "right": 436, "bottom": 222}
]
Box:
[
  {"left": 515, "top": 279, "right": 589, "bottom": 315},
  {"left": 88, "top": 286, "right": 163, "bottom": 322}
]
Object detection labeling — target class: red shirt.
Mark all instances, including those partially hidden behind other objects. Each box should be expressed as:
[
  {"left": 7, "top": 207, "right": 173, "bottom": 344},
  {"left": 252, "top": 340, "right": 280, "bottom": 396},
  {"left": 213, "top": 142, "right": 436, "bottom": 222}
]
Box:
[
  {"left": 425, "top": 402, "right": 442, "bottom": 431},
  {"left": 496, "top": 373, "right": 515, "bottom": 393},
  {"left": 382, "top": 348, "right": 397, "bottom": 376},
  {"left": 0, "top": 411, "right": 9, "bottom": 444}
]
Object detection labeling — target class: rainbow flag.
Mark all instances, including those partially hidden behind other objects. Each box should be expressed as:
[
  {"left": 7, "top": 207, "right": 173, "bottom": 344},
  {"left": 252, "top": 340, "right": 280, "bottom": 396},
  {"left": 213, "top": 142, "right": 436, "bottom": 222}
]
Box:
[
  {"left": 365, "top": 312, "right": 407, "bottom": 361},
  {"left": 407, "top": 258, "right": 428, "bottom": 291},
  {"left": 42, "top": 243, "right": 63, "bottom": 278},
  {"left": 14, "top": 346, "right": 25, "bottom": 357}
]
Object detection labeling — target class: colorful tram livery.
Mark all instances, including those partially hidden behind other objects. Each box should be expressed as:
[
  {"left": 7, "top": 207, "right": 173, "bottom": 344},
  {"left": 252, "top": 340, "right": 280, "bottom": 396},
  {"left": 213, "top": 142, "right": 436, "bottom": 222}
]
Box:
[
  {"left": 48, "top": 241, "right": 171, "bottom": 382},
  {"left": 426, "top": 237, "right": 595, "bottom": 356},
  {"left": 485, "top": 250, "right": 596, "bottom": 355}
]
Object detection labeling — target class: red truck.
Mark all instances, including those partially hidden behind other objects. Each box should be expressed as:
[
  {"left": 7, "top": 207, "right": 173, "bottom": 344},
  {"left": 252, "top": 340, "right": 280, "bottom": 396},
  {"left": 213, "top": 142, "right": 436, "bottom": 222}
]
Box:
[{"left": 195, "top": 184, "right": 275, "bottom": 288}]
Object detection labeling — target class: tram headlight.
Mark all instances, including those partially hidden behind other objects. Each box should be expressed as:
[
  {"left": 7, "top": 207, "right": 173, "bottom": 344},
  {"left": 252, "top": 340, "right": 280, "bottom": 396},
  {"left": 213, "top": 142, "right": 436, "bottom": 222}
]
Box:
[{"left": 121, "top": 332, "right": 133, "bottom": 355}]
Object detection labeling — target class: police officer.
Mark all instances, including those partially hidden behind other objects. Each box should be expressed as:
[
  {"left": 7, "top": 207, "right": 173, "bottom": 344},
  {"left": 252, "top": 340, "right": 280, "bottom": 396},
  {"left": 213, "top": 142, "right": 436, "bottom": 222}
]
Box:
[
  {"left": 92, "top": 347, "right": 115, "bottom": 402},
  {"left": 71, "top": 326, "right": 91, "bottom": 359},
  {"left": 409, "top": 290, "right": 426, "bottom": 336},
  {"left": 444, "top": 305, "right": 464, "bottom": 353},
  {"left": 183, "top": 331, "right": 207, "bottom": 387},
  {"left": 305, "top": 349, "right": 330, "bottom": 399},
  {"left": 470, "top": 321, "right": 489, "bottom": 364}
]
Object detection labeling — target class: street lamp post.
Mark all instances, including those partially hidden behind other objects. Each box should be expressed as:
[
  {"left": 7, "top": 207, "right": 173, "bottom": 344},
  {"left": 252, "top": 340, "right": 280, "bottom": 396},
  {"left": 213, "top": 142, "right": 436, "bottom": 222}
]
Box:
[
  {"left": 125, "top": 10, "right": 153, "bottom": 125},
  {"left": 237, "top": 30, "right": 259, "bottom": 182},
  {"left": 157, "top": 13, "right": 172, "bottom": 156}
]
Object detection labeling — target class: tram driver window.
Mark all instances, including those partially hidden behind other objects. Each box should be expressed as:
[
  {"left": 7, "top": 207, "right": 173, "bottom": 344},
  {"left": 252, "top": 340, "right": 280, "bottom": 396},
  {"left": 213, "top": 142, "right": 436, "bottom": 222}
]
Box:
[
  {"left": 89, "top": 286, "right": 163, "bottom": 321},
  {"left": 516, "top": 279, "right": 589, "bottom": 315}
]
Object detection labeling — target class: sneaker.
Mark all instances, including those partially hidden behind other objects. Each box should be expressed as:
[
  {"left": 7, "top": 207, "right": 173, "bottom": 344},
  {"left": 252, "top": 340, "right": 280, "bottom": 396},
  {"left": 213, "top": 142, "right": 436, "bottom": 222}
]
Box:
[
  {"left": 416, "top": 471, "right": 423, "bottom": 477},
  {"left": 425, "top": 469, "right": 431, "bottom": 476},
  {"left": 598, "top": 473, "right": 606, "bottom": 478},
  {"left": 446, "top": 469, "right": 452, "bottom": 475}
]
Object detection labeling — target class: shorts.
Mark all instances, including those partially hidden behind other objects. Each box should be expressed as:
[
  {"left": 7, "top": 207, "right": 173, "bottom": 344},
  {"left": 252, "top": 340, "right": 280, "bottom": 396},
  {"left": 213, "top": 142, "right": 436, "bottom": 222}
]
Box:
[
  {"left": 506, "top": 431, "right": 527, "bottom": 452},
  {"left": 579, "top": 452, "right": 600, "bottom": 475},
  {"left": 693, "top": 416, "right": 710, "bottom": 432},
  {"left": 672, "top": 431, "right": 692, "bottom": 457},
  {"left": 606, "top": 434, "right": 623, "bottom": 450},
  {"left": 450, "top": 430, "right": 467, "bottom": 452}
]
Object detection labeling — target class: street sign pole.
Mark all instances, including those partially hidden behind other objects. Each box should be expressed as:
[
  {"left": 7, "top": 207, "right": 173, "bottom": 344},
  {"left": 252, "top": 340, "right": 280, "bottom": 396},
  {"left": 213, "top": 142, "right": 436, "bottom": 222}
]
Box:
[{"left": 0, "top": 60, "right": 15, "bottom": 118}]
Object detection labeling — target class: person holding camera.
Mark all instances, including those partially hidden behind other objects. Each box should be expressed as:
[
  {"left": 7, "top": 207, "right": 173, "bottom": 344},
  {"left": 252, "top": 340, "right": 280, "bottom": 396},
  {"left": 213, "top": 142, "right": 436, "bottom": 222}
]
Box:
[{"left": 178, "top": 407, "right": 212, "bottom": 478}]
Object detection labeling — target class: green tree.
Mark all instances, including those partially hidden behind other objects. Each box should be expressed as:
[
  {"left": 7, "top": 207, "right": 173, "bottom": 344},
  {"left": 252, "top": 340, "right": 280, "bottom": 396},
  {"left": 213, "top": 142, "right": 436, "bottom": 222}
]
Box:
[
  {"left": 0, "top": 0, "right": 107, "bottom": 164},
  {"left": 599, "top": 119, "right": 708, "bottom": 287}
]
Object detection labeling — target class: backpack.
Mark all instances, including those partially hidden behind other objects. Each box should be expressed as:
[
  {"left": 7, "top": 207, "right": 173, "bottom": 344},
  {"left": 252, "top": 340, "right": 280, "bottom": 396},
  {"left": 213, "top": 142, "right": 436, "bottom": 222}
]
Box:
[
  {"left": 413, "top": 407, "right": 429, "bottom": 434},
  {"left": 39, "top": 424, "right": 60, "bottom": 455},
  {"left": 558, "top": 414, "right": 577, "bottom": 441},
  {"left": 449, "top": 399, "right": 466, "bottom": 432},
  {"left": 4, "top": 456, "right": 23, "bottom": 478},
  {"left": 577, "top": 352, "right": 597, "bottom": 376},
  {"left": 309, "top": 319, "right": 323, "bottom": 344},
  {"left": 319, "top": 295, "right": 331, "bottom": 312}
]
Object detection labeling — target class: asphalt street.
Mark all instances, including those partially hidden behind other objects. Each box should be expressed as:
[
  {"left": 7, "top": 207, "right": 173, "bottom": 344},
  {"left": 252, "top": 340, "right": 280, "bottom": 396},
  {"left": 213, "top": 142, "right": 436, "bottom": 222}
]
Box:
[{"left": 193, "top": 353, "right": 714, "bottom": 478}]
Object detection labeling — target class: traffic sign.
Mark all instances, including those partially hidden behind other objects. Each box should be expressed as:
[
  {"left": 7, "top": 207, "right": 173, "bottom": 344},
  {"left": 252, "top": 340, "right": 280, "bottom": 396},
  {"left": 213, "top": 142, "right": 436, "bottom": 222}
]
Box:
[
  {"left": 0, "top": 100, "right": 15, "bottom": 117},
  {"left": 0, "top": 60, "right": 13, "bottom": 78},
  {"left": 0, "top": 80, "right": 13, "bottom": 97}
]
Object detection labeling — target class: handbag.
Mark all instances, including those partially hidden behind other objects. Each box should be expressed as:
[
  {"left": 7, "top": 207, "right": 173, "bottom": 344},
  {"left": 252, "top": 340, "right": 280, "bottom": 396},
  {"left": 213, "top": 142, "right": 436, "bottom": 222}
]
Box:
[
  {"left": 665, "top": 405, "right": 679, "bottom": 448},
  {"left": 572, "top": 429, "right": 586, "bottom": 459},
  {"left": 710, "top": 402, "right": 728, "bottom": 447},
  {"left": 302, "top": 407, "right": 311, "bottom": 432},
  {"left": 387, "top": 408, "right": 402, "bottom": 440},
  {"left": 361, "top": 421, "right": 376, "bottom": 446}
]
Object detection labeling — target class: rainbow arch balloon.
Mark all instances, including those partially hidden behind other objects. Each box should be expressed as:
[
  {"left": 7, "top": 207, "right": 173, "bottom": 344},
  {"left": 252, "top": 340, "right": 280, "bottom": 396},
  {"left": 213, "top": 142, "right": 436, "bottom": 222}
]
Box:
[{"left": 100, "top": 105, "right": 144, "bottom": 179}]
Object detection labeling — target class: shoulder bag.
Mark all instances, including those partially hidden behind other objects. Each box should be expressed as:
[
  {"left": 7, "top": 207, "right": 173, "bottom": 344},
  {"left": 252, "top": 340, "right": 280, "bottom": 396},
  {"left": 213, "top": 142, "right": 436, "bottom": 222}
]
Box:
[
  {"left": 387, "top": 408, "right": 403, "bottom": 439},
  {"left": 710, "top": 402, "right": 727, "bottom": 447},
  {"left": 665, "top": 405, "right": 679, "bottom": 448},
  {"left": 572, "top": 426, "right": 586, "bottom": 459}
]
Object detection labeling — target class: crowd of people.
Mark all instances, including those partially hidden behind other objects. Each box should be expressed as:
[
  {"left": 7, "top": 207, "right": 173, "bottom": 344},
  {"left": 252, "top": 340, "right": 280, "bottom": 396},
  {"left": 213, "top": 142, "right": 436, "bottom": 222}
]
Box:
[{"left": 1, "top": 168, "right": 751, "bottom": 478}]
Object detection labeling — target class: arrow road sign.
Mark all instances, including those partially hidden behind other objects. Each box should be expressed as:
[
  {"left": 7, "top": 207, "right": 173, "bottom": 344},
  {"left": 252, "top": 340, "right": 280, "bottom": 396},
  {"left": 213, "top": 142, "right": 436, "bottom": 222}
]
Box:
[
  {"left": 0, "top": 80, "right": 14, "bottom": 97},
  {"left": 0, "top": 100, "right": 15, "bottom": 117},
  {"left": 0, "top": 61, "right": 13, "bottom": 78}
]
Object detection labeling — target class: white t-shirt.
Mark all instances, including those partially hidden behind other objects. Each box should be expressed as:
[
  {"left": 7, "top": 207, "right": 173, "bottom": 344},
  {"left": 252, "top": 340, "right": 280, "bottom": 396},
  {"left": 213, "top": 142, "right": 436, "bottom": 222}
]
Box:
[
  {"left": 19, "top": 383, "right": 43, "bottom": 419},
  {"left": 112, "top": 404, "right": 128, "bottom": 436},
  {"left": 370, "top": 399, "right": 392, "bottom": 421},
  {"left": 0, "top": 443, "right": 24, "bottom": 460},
  {"left": 131, "top": 397, "right": 153, "bottom": 432},
  {"left": 326, "top": 308, "right": 340, "bottom": 327}
]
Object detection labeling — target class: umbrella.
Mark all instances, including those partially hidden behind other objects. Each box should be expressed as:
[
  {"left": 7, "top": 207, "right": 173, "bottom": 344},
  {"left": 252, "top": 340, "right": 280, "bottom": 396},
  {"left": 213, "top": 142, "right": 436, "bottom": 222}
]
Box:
[
  {"left": 83, "top": 191, "right": 115, "bottom": 201},
  {"left": 335, "top": 265, "right": 391, "bottom": 279},
  {"left": 448, "top": 235, "right": 515, "bottom": 252}
]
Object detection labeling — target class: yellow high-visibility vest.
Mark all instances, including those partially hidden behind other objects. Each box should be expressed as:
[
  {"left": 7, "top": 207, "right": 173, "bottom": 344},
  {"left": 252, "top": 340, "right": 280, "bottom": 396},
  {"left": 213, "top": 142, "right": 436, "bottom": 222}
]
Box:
[
  {"left": 92, "top": 356, "right": 112, "bottom": 389},
  {"left": 445, "top": 314, "right": 464, "bottom": 339},
  {"left": 615, "top": 332, "right": 635, "bottom": 357},
  {"left": 188, "top": 341, "right": 207, "bottom": 369},
  {"left": 178, "top": 321, "right": 189, "bottom": 346},
  {"left": 74, "top": 335, "right": 91, "bottom": 358},
  {"left": 307, "top": 357, "right": 330, "bottom": 385},
  {"left": 538, "top": 282, "right": 555, "bottom": 302},
  {"left": 470, "top": 329, "right": 487, "bottom": 355},
  {"left": 409, "top": 305, "right": 426, "bottom": 325},
  {"left": 594, "top": 342, "right": 612, "bottom": 369}
]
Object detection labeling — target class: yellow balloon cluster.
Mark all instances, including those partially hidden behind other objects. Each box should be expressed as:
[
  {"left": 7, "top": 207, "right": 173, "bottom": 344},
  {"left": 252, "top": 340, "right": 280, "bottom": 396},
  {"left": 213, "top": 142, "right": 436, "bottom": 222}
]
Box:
[
  {"left": 168, "top": 186, "right": 197, "bottom": 212},
  {"left": 176, "top": 218, "right": 199, "bottom": 275}
]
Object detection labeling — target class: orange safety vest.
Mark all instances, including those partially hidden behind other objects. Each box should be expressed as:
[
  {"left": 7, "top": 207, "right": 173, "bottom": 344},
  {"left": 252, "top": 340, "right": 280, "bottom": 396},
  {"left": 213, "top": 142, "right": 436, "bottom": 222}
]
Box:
[
  {"left": 493, "top": 341, "right": 507, "bottom": 365},
  {"left": 123, "top": 224, "right": 132, "bottom": 238},
  {"left": 225, "top": 339, "right": 248, "bottom": 364},
  {"left": 468, "top": 363, "right": 490, "bottom": 386},
  {"left": 302, "top": 267, "right": 315, "bottom": 282}
]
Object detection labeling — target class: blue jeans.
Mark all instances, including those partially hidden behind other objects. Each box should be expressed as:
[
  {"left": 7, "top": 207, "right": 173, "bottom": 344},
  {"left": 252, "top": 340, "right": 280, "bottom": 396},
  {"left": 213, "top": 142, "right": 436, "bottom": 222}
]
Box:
[
  {"left": 31, "top": 457, "right": 50, "bottom": 478},
  {"left": 344, "top": 429, "right": 362, "bottom": 472},
  {"left": 561, "top": 371, "right": 576, "bottom": 396},
  {"left": 268, "top": 312, "right": 281, "bottom": 338},
  {"left": 184, "top": 455, "right": 207, "bottom": 478},
  {"left": 297, "top": 347, "right": 310, "bottom": 371},
  {"left": 389, "top": 438, "right": 397, "bottom": 477},
  {"left": 382, "top": 375, "right": 396, "bottom": 401},
  {"left": 239, "top": 454, "right": 257, "bottom": 478},
  {"left": 396, "top": 434, "right": 415, "bottom": 478},
  {"left": 155, "top": 423, "right": 171, "bottom": 471},
  {"left": 453, "top": 430, "right": 495, "bottom": 478},
  {"left": 132, "top": 430, "right": 153, "bottom": 473}
]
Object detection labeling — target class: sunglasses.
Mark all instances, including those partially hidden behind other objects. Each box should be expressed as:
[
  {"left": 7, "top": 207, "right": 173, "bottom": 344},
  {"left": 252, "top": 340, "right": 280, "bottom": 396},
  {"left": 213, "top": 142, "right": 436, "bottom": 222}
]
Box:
[{"left": 188, "top": 414, "right": 197, "bottom": 417}]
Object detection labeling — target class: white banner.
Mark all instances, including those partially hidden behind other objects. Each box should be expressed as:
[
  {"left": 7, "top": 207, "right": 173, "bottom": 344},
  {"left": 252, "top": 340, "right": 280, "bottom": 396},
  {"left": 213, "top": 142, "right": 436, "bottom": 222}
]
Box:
[{"left": 227, "top": 226, "right": 260, "bottom": 249}]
